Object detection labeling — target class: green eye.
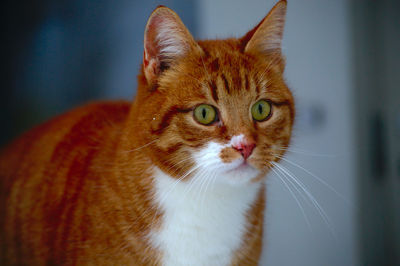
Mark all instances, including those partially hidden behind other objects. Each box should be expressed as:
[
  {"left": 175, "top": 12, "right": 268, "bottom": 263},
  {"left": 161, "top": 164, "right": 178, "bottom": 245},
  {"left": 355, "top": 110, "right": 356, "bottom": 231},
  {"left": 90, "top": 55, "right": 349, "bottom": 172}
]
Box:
[
  {"left": 194, "top": 104, "right": 217, "bottom": 125},
  {"left": 251, "top": 100, "right": 272, "bottom": 121}
]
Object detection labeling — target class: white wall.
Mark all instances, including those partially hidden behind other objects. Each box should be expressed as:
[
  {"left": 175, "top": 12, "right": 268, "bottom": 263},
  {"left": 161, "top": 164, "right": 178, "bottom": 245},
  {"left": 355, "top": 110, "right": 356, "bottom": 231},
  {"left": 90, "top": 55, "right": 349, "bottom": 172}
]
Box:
[{"left": 197, "top": 1, "right": 358, "bottom": 265}]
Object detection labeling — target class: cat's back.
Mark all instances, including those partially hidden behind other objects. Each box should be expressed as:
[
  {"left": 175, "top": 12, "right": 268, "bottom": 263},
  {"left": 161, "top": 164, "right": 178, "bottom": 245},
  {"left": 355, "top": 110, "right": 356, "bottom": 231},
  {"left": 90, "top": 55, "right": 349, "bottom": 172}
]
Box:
[{"left": 0, "top": 101, "right": 130, "bottom": 265}]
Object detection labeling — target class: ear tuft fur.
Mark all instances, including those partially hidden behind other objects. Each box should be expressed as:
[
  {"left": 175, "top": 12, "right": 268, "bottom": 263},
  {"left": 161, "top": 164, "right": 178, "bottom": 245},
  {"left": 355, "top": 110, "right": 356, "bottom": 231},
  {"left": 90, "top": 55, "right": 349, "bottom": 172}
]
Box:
[
  {"left": 243, "top": 0, "right": 287, "bottom": 55},
  {"left": 143, "top": 6, "right": 201, "bottom": 84}
]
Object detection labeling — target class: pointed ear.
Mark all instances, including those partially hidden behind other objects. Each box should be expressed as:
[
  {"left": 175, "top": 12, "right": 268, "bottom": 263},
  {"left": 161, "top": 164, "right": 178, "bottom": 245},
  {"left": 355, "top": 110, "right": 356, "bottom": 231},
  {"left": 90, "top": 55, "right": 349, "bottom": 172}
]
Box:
[
  {"left": 242, "top": 0, "right": 287, "bottom": 55},
  {"left": 143, "top": 6, "right": 201, "bottom": 84}
]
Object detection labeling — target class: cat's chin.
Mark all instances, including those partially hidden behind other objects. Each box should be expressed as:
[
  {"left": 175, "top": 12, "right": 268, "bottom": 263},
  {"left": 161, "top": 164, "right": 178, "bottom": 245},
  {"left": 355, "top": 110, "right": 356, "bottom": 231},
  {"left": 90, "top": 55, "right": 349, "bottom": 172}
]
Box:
[
  {"left": 217, "top": 161, "right": 262, "bottom": 186},
  {"left": 226, "top": 161, "right": 253, "bottom": 173}
]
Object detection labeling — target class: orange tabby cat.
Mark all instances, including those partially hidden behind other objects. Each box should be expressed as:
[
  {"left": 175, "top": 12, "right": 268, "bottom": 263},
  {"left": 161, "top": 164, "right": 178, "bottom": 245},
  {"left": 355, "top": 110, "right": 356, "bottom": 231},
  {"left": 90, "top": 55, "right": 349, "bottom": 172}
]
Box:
[{"left": 0, "top": 1, "right": 293, "bottom": 265}]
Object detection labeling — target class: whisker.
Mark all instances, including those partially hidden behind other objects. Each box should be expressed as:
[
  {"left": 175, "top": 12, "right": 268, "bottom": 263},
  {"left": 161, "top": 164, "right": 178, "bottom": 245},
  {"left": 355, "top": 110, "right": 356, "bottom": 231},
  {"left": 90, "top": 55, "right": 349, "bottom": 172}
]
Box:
[
  {"left": 273, "top": 163, "right": 337, "bottom": 239},
  {"left": 198, "top": 170, "right": 212, "bottom": 214},
  {"left": 157, "top": 162, "right": 204, "bottom": 208},
  {"left": 276, "top": 155, "right": 350, "bottom": 205},
  {"left": 193, "top": 166, "right": 212, "bottom": 207},
  {"left": 270, "top": 164, "right": 313, "bottom": 232},
  {"left": 200, "top": 168, "right": 218, "bottom": 213},
  {"left": 148, "top": 162, "right": 206, "bottom": 230},
  {"left": 271, "top": 145, "right": 336, "bottom": 158},
  {"left": 163, "top": 156, "right": 194, "bottom": 177},
  {"left": 123, "top": 139, "right": 158, "bottom": 153},
  {"left": 200, "top": 55, "right": 211, "bottom": 81},
  {"left": 271, "top": 163, "right": 312, "bottom": 208},
  {"left": 256, "top": 56, "right": 280, "bottom": 85},
  {"left": 178, "top": 163, "right": 204, "bottom": 203},
  {"left": 182, "top": 163, "right": 214, "bottom": 206}
]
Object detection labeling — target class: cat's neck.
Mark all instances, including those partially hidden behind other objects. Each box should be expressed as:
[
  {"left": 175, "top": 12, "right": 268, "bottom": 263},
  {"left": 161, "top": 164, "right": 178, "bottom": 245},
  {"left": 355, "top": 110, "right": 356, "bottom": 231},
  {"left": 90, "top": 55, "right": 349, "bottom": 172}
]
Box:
[
  {"left": 150, "top": 167, "right": 263, "bottom": 266},
  {"left": 152, "top": 166, "right": 262, "bottom": 207}
]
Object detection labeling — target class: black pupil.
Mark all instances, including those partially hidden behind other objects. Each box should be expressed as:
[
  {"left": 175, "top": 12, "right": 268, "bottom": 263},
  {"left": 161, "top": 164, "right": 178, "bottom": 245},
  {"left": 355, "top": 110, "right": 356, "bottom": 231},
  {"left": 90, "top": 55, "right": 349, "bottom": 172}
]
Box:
[
  {"left": 258, "top": 103, "right": 263, "bottom": 114},
  {"left": 202, "top": 108, "right": 207, "bottom": 118}
]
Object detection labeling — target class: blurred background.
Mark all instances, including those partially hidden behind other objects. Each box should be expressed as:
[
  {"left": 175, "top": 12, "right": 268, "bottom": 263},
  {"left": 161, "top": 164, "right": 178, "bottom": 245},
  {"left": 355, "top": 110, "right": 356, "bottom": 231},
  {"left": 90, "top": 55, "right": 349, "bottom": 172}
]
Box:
[{"left": 2, "top": 0, "right": 399, "bottom": 265}]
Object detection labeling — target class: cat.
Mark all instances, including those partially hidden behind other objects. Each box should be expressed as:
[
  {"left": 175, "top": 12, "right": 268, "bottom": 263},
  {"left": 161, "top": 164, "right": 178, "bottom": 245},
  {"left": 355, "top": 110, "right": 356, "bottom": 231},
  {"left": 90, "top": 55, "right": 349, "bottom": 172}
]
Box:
[{"left": 0, "top": 0, "right": 294, "bottom": 265}]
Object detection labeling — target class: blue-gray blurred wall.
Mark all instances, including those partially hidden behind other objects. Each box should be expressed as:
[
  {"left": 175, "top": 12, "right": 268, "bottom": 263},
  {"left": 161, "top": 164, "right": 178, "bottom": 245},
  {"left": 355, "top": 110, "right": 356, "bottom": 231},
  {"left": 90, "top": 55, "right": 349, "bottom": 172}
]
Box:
[{"left": 1, "top": 0, "right": 197, "bottom": 146}]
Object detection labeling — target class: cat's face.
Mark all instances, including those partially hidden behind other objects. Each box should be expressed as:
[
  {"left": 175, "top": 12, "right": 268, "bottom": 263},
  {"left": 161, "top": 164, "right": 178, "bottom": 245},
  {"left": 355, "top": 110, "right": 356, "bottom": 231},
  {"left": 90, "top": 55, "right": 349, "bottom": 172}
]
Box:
[{"left": 135, "top": 3, "right": 293, "bottom": 185}]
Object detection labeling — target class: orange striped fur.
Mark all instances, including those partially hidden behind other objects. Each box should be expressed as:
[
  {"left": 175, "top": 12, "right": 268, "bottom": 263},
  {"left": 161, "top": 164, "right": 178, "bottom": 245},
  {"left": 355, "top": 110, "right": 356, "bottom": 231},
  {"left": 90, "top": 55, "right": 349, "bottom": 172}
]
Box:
[{"left": 0, "top": 1, "right": 293, "bottom": 265}]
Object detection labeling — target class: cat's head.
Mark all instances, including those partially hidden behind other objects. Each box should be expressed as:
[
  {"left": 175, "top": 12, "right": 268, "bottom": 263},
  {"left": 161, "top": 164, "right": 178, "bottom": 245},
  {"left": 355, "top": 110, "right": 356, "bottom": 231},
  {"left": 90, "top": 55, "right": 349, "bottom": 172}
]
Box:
[{"left": 133, "top": 0, "right": 294, "bottom": 186}]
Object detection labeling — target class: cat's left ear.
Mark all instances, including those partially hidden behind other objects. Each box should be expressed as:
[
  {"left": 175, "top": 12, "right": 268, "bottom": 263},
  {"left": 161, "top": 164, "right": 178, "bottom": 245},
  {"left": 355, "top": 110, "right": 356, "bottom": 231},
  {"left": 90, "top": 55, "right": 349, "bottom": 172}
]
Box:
[
  {"left": 242, "top": 0, "right": 287, "bottom": 56},
  {"left": 143, "top": 6, "right": 202, "bottom": 85}
]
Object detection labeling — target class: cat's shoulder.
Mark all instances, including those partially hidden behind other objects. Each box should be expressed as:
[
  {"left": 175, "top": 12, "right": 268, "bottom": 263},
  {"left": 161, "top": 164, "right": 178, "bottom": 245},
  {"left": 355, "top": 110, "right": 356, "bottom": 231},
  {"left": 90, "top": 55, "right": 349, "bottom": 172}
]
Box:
[{"left": 1, "top": 101, "right": 130, "bottom": 163}]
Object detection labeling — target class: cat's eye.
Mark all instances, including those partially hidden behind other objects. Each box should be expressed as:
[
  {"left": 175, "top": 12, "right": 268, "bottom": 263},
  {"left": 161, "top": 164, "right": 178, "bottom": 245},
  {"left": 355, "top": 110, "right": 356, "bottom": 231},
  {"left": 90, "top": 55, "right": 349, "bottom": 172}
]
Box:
[
  {"left": 251, "top": 100, "right": 272, "bottom": 121},
  {"left": 194, "top": 104, "right": 217, "bottom": 125}
]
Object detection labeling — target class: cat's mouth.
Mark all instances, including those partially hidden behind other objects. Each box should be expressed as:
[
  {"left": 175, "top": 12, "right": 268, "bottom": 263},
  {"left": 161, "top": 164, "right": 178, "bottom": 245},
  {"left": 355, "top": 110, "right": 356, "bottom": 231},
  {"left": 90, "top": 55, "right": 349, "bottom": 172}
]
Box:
[
  {"left": 234, "top": 161, "right": 249, "bottom": 171},
  {"left": 219, "top": 160, "right": 261, "bottom": 185}
]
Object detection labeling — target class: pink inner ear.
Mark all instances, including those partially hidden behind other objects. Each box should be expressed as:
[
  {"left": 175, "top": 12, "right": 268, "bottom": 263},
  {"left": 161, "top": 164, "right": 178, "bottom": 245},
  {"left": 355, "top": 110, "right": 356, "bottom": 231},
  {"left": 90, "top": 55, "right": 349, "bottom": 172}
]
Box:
[
  {"left": 143, "top": 50, "right": 149, "bottom": 67},
  {"left": 142, "top": 7, "right": 200, "bottom": 84},
  {"left": 143, "top": 57, "right": 159, "bottom": 82},
  {"left": 143, "top": 14, "right": 169, "bottom": 83},
  {"left": 145, "top": 10, "right": 185, "bottom": 62},
  {"left": 144, "top": 16, "right": 163, "bottom": 62}
]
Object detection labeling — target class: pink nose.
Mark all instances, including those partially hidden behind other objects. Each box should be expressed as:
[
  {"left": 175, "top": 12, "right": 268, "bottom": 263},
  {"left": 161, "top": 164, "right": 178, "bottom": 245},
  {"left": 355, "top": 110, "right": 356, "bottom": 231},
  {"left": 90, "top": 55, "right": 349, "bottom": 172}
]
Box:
[{"left": 233, "top": 142, "right": 256, "bottom": 160}]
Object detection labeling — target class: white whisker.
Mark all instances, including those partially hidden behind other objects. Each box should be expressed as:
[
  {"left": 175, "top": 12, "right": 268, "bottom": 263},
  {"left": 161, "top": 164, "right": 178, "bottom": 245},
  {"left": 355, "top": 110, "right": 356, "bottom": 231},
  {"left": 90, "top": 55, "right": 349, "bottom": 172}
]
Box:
[
  {"left": 200, "top": 55, "right": 211, "bottom": 81},
  {"left": 197, "top": 170, "right": 211, "bottom": 213},
  {"left": 273, "top": 163, "right": 337, "bottom": 239},
  {"left": 181, "top": 163, "right": 209, "bottom": 204},
  {"left": 270, "top": 164, "right": 313, "bottom": 232},
  {"left": 272, "top": 145, "right": 336, "bottom": 157},
  {"left": 148, "top": 162, "right": 206, "bottom": 231},
  {"left": 123, "top": 139, "right": 158, "bottom": 153},
  {"left": 193, "top": 166, "right": 212, "bottom": 206},
  {"left": 277, "top": 156, "right": 350, "bottom": 205},
  {"left": 157, "top": 163, "right": 203, "bottom": 208},
  {"left": 200, "top": 169, "right": 217, "bottom": 213}
]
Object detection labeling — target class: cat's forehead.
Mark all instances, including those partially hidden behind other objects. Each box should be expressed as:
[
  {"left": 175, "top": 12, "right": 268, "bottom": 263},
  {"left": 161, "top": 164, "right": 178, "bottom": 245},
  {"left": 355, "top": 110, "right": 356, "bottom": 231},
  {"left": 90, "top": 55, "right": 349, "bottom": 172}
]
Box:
[
  {"left": 199, "top": 39, "right": 254, "bottom": 69},
  {"left": 198, "top": 39, "right": 244, "bottom": 55},
  {"left": 159, "top": 39, "right": 287, "bottom": 105},
  {"left": 193, "top": 41, "right": 260, "bottom": 96},
  {"left": 196, "top": 42, "right": 269, "bottom": 99}
]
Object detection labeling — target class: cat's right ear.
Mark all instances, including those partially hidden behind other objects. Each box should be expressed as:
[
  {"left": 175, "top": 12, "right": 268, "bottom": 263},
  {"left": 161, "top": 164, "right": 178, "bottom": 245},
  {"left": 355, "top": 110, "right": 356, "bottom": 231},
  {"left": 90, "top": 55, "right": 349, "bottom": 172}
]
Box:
[{"left": 143, "top": 6, "right": 201, "bottom": 85}]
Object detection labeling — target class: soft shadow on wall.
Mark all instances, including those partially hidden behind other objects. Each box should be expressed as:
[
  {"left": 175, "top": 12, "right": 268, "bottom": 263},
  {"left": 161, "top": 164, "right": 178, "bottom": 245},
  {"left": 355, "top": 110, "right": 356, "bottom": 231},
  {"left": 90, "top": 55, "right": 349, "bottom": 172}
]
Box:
[{"left": 1, "top": 0, "right": 197, "bottom": 147}]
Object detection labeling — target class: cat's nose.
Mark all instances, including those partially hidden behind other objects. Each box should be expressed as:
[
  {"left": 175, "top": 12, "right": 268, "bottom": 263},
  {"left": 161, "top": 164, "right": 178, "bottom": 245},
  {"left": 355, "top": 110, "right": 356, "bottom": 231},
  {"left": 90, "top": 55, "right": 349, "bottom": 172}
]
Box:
[{"left": 232, "top": 141, "right": 256, "bottom": 160}]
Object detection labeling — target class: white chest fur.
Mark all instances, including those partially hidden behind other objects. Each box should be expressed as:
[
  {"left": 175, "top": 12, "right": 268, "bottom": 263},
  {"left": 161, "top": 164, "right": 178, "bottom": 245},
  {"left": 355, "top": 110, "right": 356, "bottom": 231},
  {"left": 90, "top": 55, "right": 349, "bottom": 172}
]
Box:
[{"left": 151, "top": 168, "right": 262, "bottom": 266}]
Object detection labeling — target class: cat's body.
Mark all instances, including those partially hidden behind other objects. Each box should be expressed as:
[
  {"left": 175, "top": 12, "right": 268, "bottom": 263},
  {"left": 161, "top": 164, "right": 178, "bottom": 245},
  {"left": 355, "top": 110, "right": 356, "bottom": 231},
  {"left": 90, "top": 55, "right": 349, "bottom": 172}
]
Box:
[
  {"left": 0, "top": 101, "right": 265, "bottom": 265},
  {"left": 0, "top": 1, "right": 293, "bottom": 265}
]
